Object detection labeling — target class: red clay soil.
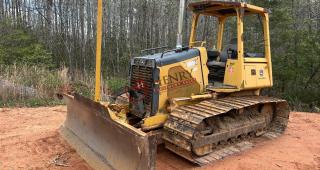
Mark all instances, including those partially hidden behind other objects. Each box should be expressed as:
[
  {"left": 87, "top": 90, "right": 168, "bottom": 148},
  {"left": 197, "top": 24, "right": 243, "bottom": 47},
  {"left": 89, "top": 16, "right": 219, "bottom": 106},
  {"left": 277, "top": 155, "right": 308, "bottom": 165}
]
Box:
[{"left": 0, "top": 106, "right": 319, "bottom": 170}]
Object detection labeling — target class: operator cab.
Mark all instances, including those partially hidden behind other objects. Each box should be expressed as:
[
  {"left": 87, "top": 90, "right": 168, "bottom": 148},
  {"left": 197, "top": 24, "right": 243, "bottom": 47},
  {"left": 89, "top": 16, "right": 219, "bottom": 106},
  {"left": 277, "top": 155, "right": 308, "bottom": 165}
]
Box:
[{"left": 188, "top": 1, "right": 272, "bottom": 90}]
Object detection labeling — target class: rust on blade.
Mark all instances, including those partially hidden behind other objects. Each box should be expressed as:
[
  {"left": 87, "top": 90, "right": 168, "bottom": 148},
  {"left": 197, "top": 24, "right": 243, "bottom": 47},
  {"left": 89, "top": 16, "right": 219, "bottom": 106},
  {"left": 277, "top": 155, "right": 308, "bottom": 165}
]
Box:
[{"left": 60, "top": 93, "right": 158, "bottom": 170}]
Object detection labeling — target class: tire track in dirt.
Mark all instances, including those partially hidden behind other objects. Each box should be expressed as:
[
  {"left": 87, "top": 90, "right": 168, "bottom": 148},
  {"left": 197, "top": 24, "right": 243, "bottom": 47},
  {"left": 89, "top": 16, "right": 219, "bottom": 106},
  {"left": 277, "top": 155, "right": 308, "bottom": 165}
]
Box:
[
  {"left": 0, "top": 106, "right": 319, "bottom": 170},
  {"left": 0, "top": 106, "right": 91, "bottom": 170}
]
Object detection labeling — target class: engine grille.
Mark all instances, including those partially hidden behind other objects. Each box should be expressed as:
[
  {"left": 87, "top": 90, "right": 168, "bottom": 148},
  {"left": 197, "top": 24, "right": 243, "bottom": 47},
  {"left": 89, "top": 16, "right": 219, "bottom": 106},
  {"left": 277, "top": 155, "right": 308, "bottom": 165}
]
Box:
[
  {"left": 130, "top": 65, "right": 154, "bottom": 118},
  {"left": 208, "top": 65, "right": 225, "bottom": 82}
]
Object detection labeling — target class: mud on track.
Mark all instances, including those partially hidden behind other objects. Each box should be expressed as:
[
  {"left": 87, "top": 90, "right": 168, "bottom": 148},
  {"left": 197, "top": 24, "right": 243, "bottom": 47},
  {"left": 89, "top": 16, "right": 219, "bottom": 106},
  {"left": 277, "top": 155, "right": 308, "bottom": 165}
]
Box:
[{"left": 0, "top": 106, "right": 319, "bottom": 170}]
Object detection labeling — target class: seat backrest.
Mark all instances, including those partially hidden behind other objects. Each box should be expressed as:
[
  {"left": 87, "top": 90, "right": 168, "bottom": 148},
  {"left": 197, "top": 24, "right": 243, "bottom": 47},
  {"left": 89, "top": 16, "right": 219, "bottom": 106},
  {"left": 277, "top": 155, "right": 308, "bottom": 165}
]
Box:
[{"left": 220, "top": 38, "right": 237, "bottom": 62}]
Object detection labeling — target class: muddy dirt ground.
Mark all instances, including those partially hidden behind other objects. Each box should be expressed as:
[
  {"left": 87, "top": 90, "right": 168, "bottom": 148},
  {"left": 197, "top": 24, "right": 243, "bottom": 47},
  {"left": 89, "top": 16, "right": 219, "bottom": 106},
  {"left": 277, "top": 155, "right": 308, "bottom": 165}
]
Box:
[{"left": 0, "top": 106, "right": 319, "bottom": 170}]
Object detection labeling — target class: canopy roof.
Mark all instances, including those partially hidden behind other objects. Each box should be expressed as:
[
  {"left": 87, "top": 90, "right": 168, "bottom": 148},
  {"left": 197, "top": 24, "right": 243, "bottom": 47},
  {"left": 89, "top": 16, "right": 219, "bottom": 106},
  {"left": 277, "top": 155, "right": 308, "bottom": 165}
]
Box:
[{"left": 188, "top": 1, "right": 269, "bottom": 17}]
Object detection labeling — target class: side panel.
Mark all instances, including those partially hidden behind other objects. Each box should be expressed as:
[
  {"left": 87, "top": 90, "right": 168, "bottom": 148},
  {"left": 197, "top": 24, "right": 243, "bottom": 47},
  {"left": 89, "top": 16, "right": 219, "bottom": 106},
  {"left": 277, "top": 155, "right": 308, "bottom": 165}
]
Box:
[
  {"left": 256, "top": 63, "right": 271, "bottom": 87},
  {"left": 244, "top": 63, "right": 271, "bottom": 89},
  {"left": 244, "top": 65, "right": 257, "bottom": 88},
  {"left": 157, "top": 56, "right": 204, "bottom": 113},
  {"left": 197, "top": 47, "right": 210, "bottom": 88},
  {"left": 224, "top": 59, "right": 243, "bottom": 88}
]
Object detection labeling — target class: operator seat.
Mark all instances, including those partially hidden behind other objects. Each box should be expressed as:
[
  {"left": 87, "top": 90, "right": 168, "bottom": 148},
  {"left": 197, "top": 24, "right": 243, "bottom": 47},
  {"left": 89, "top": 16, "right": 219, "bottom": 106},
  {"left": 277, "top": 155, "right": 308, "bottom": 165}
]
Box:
[
  {"left": 220, "top": 38, "right": 238, "bottom": 62},
  {"left": 207, "top": 38, "right": 237, "bottom": 67}
]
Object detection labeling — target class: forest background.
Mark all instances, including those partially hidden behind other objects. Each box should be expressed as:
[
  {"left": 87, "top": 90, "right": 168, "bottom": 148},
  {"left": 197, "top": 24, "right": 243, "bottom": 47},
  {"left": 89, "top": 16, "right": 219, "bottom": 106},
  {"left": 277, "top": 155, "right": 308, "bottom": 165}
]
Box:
[{"left": 0, "top": 0, "right": 319, "bottom": 112}]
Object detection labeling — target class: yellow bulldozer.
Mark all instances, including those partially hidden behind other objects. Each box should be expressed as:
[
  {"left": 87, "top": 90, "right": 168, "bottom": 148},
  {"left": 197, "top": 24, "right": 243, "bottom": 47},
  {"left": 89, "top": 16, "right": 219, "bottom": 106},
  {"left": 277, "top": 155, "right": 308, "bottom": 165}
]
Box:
[{"left": 58, "top": 1, "right": 290, "bottom": 169}]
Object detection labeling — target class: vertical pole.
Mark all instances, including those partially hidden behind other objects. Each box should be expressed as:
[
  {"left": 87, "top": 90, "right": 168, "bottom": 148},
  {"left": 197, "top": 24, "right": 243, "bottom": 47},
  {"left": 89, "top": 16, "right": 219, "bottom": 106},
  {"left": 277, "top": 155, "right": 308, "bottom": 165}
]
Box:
[
  {"left": 263, "top": 13, "right": 273, "bottom": 86},
  {"left": 236, "top": 7, "right": 244, "bottom": 88},
  {"left": 95, "top": 0, "right": 103, "bottom": 101},
  {"left": 189, "top": 14, "right": 199, "bottom": 47},
  {"left": 217, "top": 17, "right": 226, "bottom": 51},
  {"left": 236, "top": 8, "right": 244, "bottom": 62},
  {"left": 176, "top": 0, "right": 185, "bottom": 49}
]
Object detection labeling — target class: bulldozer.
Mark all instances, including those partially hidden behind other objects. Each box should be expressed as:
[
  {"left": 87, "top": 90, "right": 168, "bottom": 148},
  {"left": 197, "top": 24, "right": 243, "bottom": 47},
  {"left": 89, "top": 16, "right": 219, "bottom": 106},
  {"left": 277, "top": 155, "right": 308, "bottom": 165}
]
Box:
[{"left": 58, "top": 1, "right": 290, "bottom": 170}]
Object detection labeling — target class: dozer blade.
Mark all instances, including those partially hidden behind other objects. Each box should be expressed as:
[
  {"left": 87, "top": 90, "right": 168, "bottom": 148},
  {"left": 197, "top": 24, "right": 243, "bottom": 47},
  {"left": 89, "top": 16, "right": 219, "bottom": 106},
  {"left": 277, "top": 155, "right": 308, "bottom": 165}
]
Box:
[{"left": 59, "top": 93, "right": 157, "bottom": 170}]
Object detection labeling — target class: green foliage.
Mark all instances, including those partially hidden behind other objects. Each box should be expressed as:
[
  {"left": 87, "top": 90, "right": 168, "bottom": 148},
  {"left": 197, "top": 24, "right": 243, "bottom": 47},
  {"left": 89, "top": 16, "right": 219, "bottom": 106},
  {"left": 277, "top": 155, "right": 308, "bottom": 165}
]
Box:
[
  {"left": 71, "top": 81, "right": 94, "bottom": 99},
  {"left": 0, "top": 20, "right": 53, "bottom": 67},
  {"left": 0, "top": 64, "right": 65, "bottom": 107},
  {"left": 0, "top": 98, "right": 64, "bottom": 108},
  {"left": 259, "top": 1, "right": 320, "bottom": 111},
  {"left": 0, "top": 1, "right": 319, "bottom": 112},
  {"left": 273, "top": 30, "right": 320, "bottom": 110},
  {"left": 106, "top": 78, "right": 128, "bottom": 94}
]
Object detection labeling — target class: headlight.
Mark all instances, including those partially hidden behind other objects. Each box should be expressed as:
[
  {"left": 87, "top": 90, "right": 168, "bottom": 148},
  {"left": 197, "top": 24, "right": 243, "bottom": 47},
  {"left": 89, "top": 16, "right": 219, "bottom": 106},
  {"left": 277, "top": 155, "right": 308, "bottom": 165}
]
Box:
[
  {"left": 140, "top": 59, "right": 146, "bottom": 65},
  {"left": 134, "top": 58, "right": 154, "bottom": 67},
  {"left": 134, "top": 58, "right": 141, "bottom": 65},
  {"left": 146, "top": 60, "right": 155, "bottom": 67}
]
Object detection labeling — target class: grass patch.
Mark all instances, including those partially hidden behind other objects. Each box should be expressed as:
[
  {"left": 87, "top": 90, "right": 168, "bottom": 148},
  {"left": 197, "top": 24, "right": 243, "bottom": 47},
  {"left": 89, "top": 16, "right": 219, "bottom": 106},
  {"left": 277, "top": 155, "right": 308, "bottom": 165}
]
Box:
[
  {"left": 106, "top": 78, "right": 128, "bottom": 95},
  {"left": 0, "top": 64, "right": 66, "bottom": 107},
  {"left": 0, "top": 98, "right": 64, "bottom": 108},
  {"left": 0, "top": 64, "right": 130, "bottom": 107}
]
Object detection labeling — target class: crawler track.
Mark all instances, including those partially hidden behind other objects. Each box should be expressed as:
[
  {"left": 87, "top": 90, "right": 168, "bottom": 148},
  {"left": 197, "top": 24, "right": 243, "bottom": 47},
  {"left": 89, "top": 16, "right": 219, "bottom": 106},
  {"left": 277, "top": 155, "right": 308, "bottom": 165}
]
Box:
[{"left": 163, "top": 96, "right": 290, "bottom": 165}]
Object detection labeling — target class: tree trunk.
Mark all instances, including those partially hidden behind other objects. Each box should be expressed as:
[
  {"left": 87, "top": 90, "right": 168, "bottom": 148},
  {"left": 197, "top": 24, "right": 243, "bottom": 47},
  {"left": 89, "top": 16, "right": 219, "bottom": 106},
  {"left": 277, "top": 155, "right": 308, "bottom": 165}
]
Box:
[{"left": 0, "top": 0, "right": 4, "bottom": 20}]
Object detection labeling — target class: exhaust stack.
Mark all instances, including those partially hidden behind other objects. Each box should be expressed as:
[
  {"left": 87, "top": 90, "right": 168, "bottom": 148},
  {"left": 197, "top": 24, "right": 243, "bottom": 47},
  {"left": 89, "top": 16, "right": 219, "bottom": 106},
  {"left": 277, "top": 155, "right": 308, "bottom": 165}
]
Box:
[{"left": 176, "top": 0, "right": 185, "bottom": 49}]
